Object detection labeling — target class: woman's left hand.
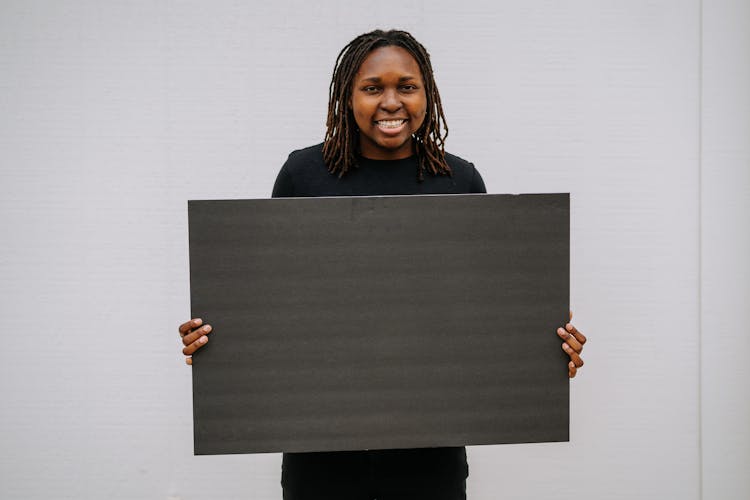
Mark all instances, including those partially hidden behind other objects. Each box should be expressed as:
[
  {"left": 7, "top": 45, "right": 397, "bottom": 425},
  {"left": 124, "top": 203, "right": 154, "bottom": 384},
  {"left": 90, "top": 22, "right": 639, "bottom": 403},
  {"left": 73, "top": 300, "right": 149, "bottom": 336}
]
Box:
[{"left": 557, "top": 311, "right": 587, "bottom": 378}]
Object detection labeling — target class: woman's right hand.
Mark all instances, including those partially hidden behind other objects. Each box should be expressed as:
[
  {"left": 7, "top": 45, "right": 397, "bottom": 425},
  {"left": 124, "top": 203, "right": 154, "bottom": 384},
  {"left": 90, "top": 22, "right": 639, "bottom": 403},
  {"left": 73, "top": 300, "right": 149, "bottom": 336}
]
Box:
[{"left": 179, "top": 318, "right": 213, "bottom": 365}]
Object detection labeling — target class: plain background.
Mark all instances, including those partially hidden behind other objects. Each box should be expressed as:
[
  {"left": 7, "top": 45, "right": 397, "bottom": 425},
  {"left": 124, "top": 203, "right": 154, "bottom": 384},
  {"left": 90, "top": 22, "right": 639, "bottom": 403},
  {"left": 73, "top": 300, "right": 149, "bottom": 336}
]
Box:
[{"left": 0, "top": 1, "right": 747, "bottom": 499}]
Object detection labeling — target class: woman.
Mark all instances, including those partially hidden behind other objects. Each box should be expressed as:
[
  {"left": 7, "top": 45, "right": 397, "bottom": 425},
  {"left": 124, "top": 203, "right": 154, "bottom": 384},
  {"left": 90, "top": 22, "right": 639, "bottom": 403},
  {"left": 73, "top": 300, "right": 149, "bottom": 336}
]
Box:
[{"left": 178, "top": 29, "right": 586, "bottom": 500}]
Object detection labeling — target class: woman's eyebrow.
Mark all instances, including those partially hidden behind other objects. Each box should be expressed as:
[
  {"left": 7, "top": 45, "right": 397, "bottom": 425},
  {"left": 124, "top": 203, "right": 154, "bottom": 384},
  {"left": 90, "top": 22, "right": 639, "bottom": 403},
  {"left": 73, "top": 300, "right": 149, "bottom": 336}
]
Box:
[{"left": 358, "top": 75, "right": 419, "bottom": 83}]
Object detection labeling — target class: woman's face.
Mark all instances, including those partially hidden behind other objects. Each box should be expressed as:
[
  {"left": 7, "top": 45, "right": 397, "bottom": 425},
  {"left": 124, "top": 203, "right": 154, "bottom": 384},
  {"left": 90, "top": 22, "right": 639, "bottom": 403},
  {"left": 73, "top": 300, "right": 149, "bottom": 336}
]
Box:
[{"left": 351, "top": 45, "right": 427, "bottom": 160}]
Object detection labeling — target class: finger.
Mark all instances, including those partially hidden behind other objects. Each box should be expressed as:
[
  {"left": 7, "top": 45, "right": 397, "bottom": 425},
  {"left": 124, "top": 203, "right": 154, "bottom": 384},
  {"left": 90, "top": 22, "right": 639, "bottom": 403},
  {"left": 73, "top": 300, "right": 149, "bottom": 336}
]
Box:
[
  {"left": 557, "top": 327, "right": 583, "bottom": 352},
  {"left": 567, "top": 335, "right": 583, "bottom": 353},
  {"left": 569, "top": 360, "right": 577, "bottom": 378},
  {"left": 569, "top": 310, "right": 573, "bottom": 322},
  {"left": 182, "top": 324, "right": 212, "bottom": 346},
  {"left": 562, "top": 343, "right": 584, "bottom": 367},
  {"left": 565, "top": 323, "right": 587, "bottom": 346},
  {"left": 179, "top": 318, "right": 203, "bottom": 336},
  {"left": 182, "top": 335, "right": 208, "bottom": 355},
  {"left": 186, "top": 356, "right": 192, "bottom": 366}
]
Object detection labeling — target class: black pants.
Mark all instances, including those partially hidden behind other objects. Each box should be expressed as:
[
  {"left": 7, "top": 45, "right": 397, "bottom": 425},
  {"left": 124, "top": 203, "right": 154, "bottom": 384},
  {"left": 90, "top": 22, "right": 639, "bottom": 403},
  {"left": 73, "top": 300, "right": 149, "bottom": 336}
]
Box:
[{"left": 281, "top": 448, "right": 468, "bottom": 500}]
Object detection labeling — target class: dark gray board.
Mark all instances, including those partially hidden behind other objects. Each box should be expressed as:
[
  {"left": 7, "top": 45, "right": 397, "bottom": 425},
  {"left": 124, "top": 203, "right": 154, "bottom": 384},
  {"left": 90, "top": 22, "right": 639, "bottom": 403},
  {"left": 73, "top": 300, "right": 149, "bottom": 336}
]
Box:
[{"left": 188, "top": 193, "right": 569, "bottom": 455}]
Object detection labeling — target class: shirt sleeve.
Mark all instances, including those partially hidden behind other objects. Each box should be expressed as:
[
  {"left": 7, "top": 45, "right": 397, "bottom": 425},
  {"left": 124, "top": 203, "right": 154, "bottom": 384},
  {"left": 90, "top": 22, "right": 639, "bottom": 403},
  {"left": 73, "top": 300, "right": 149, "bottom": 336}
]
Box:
[
  {"left": 470, "top": 165, "right": 487, "bottom": 194},
  {"left": 271, "top": 164, "right": 295, "bottom": 198}
]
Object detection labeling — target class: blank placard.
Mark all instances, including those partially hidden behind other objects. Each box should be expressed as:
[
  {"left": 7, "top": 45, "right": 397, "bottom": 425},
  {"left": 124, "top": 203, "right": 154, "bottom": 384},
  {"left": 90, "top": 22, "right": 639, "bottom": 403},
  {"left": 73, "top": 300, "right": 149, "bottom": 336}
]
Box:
[{"left": 189, "top": 193, "right": 569, "bottom": 455}]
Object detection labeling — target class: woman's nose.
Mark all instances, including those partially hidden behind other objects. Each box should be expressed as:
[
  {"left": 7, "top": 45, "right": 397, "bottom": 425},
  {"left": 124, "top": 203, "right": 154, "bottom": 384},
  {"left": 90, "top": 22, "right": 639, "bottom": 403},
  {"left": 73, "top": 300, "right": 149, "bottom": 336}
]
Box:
[{"left": 379, "top": 88, "right": 402, "bottom": 112}]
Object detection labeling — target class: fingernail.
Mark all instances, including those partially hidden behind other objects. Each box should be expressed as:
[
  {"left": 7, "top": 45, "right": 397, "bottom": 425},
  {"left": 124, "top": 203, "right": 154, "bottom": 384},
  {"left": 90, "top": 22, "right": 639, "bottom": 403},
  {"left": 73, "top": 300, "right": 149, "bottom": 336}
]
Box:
[
  {"left": 203, "top": 325, "right": 211, "bottom": 332},
  {"left": 566, "top": 324, "right": 573, "bottom": 331},
  {"left": 199, "top": 335, "right": 208, "bottom": 344},
  {"left": 194, "top": 318, "right": 203, "bottom": 326},
  {"left": 557, "top": 327, "right": 565, "bottom": 335}
]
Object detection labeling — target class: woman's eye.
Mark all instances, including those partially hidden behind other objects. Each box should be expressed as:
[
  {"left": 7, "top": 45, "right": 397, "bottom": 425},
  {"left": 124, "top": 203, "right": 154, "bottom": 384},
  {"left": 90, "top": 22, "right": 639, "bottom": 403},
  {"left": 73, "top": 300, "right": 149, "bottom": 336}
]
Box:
[
  {"left": 363, "top": 86, "right": 379, "bottom": 93},
  {"left": 400, "top": 85, "right": 418, "bottom": 92}
]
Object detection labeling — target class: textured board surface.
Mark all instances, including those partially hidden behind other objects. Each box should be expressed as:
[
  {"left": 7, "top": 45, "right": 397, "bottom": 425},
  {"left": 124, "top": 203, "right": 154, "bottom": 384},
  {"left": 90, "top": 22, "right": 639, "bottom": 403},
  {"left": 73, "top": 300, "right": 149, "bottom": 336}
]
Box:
[{"left": 189, "top": 193, "right": 569, "bottom": 454}]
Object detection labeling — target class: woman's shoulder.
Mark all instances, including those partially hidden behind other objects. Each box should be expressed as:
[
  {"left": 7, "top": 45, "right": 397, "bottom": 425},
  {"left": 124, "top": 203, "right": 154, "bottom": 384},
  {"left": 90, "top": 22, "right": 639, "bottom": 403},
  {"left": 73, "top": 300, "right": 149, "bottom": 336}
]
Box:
[
  {"left": 443, "top": 151, "right": 476, "bottom": 171},
  {"left": 443, "top": 151, "right": 486, "bottom": 194},
  {"left": 273, "top": 143, "right": 328, "bottom": 198},
  {"left": 284, "top": 143, "right": 325, "bottom": 171}
]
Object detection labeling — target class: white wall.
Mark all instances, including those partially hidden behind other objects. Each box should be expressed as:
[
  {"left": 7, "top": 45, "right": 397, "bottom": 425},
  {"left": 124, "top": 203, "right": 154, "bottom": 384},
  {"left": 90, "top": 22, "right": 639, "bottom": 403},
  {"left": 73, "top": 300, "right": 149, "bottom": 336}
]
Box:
[
  {"left": 0, "top": 1, "right": 745, "bottom": 499},
  {"left": 701, "top": 1, "right": 750, "bottom": 499}
]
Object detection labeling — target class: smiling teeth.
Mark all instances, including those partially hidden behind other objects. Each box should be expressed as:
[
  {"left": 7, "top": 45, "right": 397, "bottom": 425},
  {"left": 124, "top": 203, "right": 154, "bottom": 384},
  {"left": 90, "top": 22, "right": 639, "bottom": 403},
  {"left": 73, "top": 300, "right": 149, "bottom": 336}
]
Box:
[{"left": 377, "top": 120, "right": 405, "bottom": 128}]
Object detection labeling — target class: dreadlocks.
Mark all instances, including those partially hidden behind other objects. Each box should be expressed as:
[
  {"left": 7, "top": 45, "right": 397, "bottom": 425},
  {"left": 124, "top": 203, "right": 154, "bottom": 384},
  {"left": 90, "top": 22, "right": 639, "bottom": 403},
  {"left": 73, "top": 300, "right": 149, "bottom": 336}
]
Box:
[{"left": 322, "top": 29, "right": 451, "bottom": 181}]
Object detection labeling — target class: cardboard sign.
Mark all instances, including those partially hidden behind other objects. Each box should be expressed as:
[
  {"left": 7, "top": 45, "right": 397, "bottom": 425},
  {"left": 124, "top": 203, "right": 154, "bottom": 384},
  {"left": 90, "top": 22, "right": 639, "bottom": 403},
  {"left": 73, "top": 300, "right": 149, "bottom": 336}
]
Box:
[{"left": 188, "top": 193, "right": 569, "bottom": 455}]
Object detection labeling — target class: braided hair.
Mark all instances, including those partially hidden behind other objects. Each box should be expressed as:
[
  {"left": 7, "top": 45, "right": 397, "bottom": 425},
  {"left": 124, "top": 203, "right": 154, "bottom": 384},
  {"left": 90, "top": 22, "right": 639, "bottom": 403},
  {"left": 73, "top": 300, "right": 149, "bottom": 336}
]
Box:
[{"left": 322, "top": 29, "right": 451, "bottom": 180}]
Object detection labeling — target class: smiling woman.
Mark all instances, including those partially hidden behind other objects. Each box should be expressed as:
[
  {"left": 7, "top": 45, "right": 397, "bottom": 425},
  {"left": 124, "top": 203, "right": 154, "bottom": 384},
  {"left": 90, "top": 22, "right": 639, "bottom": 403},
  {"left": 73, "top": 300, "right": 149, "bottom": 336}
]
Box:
[
  {"left": 322, "top": 30, "right": 451, "bottom": 180},
  {"left": 351, "top": 45, "right": 427, "bottom": 160},
  {"left": 177, "top": 28, "right": 586, "bottom": 500}
]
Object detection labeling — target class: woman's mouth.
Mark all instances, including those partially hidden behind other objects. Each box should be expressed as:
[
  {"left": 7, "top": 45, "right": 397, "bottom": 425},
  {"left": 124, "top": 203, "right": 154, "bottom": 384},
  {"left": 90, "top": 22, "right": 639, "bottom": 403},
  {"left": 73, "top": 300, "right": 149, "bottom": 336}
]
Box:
[{"left": 375, "top": 119, "right": 407, "bottom": 134}]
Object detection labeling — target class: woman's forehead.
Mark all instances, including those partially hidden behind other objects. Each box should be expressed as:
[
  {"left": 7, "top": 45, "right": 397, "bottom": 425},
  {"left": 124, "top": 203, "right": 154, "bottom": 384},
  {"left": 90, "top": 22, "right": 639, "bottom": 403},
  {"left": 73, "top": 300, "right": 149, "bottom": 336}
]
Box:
[{"left": 355, "top": 45, "right": 422, "bottom": 80}]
